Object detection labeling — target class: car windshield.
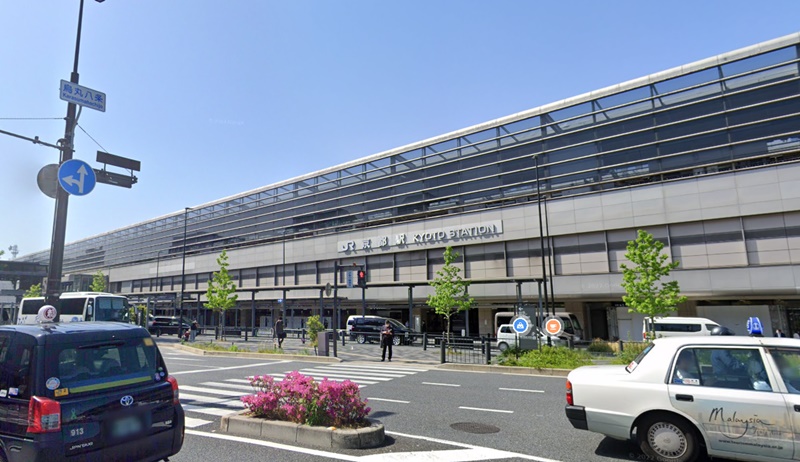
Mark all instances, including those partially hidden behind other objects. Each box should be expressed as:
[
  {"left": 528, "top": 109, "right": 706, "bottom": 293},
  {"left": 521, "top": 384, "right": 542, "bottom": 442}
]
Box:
[
  {"left": 46, "top": 337, "right": 162, "bottom": 399},
  {"left": 387, "top": 319, "right": 405, "bottom": 330}
]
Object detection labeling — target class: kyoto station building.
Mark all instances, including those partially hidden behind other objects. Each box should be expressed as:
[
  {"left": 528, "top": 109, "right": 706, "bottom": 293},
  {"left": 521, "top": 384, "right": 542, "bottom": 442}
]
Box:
[{"left": 19, "top": 32, "right": 800, "bottom": 340}]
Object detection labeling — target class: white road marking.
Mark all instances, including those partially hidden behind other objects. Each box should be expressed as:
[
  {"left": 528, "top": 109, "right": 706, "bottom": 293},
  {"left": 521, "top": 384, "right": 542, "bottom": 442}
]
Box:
[
  {"left": 366, "top": 397, "right": 410, "bottom": 404},
  {"left": 185, "top": 429, "right": 564, "bottom": 461},
  {"left": 184, "top": 416, "right": 213, "bottom": 428},
  {"left": 332, "top": 364, "right": 429, "bottom": 372},
  {"left": 163, "top": 357, "right": 204, "bottom": 361},
  {"left": 182, "top": 404, "right": 240, "bottom": 417},
  {"left": 171, "top": 361, "right": 289, "bottom": 375},
  {"left": 180, "top": 392, "right": 242, "bottom": 407},
  {"left": 385, "top": 431, "right": 564, "bottom": 461},
  {"left": 309, "top": 366, "right": 410, "bottom": 378},
  {"left": 422, "top": 382, "right": 460, "bottom": 387},
  {"left": 180, "top": 385, "right": 245, "bottom": 397},
  {"left": 499, "top": 387, "right": 545, "bottom": 393},
  {"left": 459, "top": 406, "right": 513, "bottom": 414},
  {"left": 298, "top": 369, "right": 391, "bottom": 381},
  {"left": 200, "top": 381, "right": 261, "bottom": 392}
]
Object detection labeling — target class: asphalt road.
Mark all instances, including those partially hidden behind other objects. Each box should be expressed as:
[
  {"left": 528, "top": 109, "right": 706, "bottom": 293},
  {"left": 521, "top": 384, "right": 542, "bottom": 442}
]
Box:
[{"left": 156, "top": 345, "right": 725, "bottom": 462}]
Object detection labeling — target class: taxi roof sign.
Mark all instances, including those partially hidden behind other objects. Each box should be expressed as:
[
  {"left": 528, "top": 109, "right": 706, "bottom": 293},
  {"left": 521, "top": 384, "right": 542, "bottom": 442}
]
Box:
[{"left": 38, "top": 305, "right": 57, "bottom": 323}]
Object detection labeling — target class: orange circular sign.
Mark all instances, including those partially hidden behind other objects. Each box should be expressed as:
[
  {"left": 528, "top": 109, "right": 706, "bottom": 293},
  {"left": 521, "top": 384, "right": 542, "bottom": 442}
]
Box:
[{"left": 545, "top": 317, "right": 563, "bottom": 336}]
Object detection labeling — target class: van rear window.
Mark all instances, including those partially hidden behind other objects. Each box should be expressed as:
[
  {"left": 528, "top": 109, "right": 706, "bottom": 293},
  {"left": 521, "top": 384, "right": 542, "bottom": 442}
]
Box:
[
  {"left": 20, "top": 299, "right": 46, "bottom": 315},
  {"left": 46, "top": 338, "right": 162, "bottom": 398}
]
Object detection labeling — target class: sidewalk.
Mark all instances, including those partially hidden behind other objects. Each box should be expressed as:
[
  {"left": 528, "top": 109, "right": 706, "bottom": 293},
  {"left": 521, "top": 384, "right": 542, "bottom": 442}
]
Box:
[{"left": 154, "top": 331, "right": 445, "bottom": 364}]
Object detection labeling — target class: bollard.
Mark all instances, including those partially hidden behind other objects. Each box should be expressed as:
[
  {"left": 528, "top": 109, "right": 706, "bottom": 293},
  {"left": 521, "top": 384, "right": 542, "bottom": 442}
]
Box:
[
  {"left": 244, "top": 328, "right": 248, "bottom": 342},
  {"left": 440, "top": 338, "right": 446, "bottom": 364},
  {"left": 341, "top": 330, "right": 345, "bottom": 346},
  {"left": 618, "top": 340, "right": 624, "bottom": 352},
  {"left": 423, "top": 332, "right": 428, "bottom": 351},
  {"left": 485, "top": 337, "right": 491, "bottom": 364},
  {"left": 568, "top": 336, "right": 574, "bottom": 349},
  {"left": 302, "top": 329, "right": 306, "bottom": 343}
]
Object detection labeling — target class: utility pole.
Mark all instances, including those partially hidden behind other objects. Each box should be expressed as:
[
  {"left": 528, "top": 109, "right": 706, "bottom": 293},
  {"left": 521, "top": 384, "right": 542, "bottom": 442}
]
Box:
[{"left": 45, "top": 0, "right": 87, "bottom": 306}]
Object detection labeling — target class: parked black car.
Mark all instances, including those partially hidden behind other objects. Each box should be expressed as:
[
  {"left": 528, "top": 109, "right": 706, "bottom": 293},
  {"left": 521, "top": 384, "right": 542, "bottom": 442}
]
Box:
[
  {"left": 148, "top": 316, "right": 199, "bottom": 336},
  {"left": 0, "top": 321, "right": 184, "bottom": 461},
  {"left": 346, "top": 315, "right": 415, "bottom": 345}
]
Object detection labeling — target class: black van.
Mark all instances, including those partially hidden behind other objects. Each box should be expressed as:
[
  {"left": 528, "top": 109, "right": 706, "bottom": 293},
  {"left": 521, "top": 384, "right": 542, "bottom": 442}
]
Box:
[
  {"left": 347, "top": 316, "right": 415, "bottom": 345},
  {"left": 0, "top": 322, "right": 184, "bottom": 461}
]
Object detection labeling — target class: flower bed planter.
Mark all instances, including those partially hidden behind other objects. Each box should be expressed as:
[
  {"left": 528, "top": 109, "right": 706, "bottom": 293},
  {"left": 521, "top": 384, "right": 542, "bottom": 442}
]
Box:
[{"left": 220, "top": 411, "right": 385, "bottom": 449}]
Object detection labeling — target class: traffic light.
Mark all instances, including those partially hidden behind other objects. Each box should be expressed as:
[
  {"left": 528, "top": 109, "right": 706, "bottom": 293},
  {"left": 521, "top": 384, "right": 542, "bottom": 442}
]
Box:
[{"left": 357, "top": 269, "right": 367, "bottom": 288}]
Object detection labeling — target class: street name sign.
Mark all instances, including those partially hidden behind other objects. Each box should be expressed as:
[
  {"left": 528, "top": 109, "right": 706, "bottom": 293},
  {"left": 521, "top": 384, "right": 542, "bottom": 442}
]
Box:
[{"left": 60, "top": 80, "right": 106, "bottom": 112}]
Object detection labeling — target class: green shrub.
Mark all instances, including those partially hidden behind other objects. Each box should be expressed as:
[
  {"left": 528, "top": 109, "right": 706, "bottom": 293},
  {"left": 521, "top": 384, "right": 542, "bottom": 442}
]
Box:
[
  {"left": 187, "top": 342, "right": 229, "bottom": 352},
  {"left": 586, "top": 339, "right": 614, "bottom": 353},
  {"left": 498, "top": 345, "right": 593, "bottom": 369},
  {"left": 612, "top": 342, "right": 650, "bottom": 365}
]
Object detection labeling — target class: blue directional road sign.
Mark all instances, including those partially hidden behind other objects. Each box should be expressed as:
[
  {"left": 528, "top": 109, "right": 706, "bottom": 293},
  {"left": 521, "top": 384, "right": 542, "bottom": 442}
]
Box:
[
  {"left": 58, "top": 159, "right": 96, "bottom": 196},
  {"left": 512, "top": 316, "right": 530, "bottom": 335}
]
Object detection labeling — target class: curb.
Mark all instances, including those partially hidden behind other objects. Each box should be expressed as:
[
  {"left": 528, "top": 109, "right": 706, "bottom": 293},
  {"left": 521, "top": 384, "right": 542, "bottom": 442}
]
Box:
[
  {"left": 169, "top": 343, "right": 343, "bottom": 363},
  {"left": 220, "top": 411, "right": 384, "bottom": 449},
  {"left": 436, "top": 363, "right": 572, "bottom": 377}
]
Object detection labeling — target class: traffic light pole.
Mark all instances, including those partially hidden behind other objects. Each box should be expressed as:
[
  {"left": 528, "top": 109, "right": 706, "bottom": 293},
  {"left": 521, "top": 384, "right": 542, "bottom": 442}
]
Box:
[
  {"left": 332, "top": 262, "right": 338, "bottom": 358},
  {"left": 361, "top": 286, "right": 366, "bottom": 316}
]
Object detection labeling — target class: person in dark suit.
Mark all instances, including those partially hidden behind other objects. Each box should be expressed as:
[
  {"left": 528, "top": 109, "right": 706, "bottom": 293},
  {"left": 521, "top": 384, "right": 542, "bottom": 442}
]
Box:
[
  {"left": 275, "top": 317, "right": 285, "bottom": 348},
  {"left": 380, "top": 320, "right": 394, "bottom": 362}
]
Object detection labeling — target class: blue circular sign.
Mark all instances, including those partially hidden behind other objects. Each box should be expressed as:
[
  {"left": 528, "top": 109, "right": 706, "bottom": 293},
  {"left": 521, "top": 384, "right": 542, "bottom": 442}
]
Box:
[
  {"left": 57, "top": 159, "right": 96, "bottom": 196},
  {"left": 512, "top": 317, "right": 530, "bottom": 334}
]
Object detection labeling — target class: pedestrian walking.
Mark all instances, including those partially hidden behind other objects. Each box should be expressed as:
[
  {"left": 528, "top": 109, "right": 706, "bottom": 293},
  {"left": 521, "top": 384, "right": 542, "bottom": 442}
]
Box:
[
  {"left": 380, "top": 320, "right": 394, "bottom": 362},
  {"left": 190, "top": 320, "right": 198, "bottom": 342},
  {"left": 275, "top": 317, "right": 286, "bottom": 348}
]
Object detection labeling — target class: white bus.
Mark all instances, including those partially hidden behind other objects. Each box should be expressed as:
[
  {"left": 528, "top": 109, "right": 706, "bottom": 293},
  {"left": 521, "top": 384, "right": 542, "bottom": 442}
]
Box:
[{"left": 17, "top": 292, "right": 130, "bottom": 324}]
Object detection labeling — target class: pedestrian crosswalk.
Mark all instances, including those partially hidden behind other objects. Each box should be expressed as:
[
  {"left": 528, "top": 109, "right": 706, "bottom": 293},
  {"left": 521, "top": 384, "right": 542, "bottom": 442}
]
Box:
[{"left": 179, "top": 363, "right": 427, "bottom": 427}]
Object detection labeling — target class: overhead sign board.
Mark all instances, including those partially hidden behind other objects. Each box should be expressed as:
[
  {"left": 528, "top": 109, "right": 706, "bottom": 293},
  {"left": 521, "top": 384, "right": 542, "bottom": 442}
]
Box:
[
  {"left": 58, "top": 159, "right": 96, "bottom": 196},
  {"left": 94, "top": 169, "right": 136, "bottom": 188},
  {"left": 97, "top": 151, "right": 140, "bottom": 171},
  {"left": 60, "top": 80, "right": 106, "bottom": 112}
]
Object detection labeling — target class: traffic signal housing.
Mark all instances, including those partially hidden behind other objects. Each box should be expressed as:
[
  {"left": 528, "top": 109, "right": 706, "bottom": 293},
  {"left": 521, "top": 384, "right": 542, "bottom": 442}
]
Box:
[{"left": 357, "top": 269, "right": 367, "bottom": 288}]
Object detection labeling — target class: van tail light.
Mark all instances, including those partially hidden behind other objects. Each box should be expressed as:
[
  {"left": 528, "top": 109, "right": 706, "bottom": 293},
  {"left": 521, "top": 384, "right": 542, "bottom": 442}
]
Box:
[
  {"left": 566, "top": 380, "right": 574, "bottom": 406},
  {"left": 27, "top": 396, "right": 61, "bottom": 433},
  {"left": 167, "top": 375, "right": 180, "bottom": 404}
]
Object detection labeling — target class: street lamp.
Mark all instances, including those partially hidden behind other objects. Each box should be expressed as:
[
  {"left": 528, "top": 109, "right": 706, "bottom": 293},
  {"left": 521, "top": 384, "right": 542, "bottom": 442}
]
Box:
[
  {"left": 533, "top": 154, "right": 551, "bottom": 321},
  {"left": 45, "top": 0, "right": 107, "bottom": 305},
  {"left": 178, "top": 207, "right": 189, "bottom": 337}
]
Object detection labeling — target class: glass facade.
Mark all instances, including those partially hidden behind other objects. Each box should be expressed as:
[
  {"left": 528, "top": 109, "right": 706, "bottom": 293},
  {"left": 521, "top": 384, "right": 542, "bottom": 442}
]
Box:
[{"left": 19, "top": 41, "right": 800, "bottom": 274}]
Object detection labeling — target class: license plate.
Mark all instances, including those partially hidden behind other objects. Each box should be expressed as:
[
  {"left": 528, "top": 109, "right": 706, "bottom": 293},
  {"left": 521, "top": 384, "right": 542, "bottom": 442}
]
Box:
[{"left": 111, "top": 416, "right": 142, "bottom": 438}]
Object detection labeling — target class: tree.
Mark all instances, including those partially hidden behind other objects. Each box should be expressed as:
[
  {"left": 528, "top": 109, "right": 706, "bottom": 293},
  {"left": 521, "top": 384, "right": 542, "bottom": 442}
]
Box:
[
  {"left": 427, "top": 246, "right": 474, "bottom": 344},
  {"left": 23, "top": 283, "right": 42, "bottom": 298},
  {"left": 306, "top": 314, "right": 325, "bottom": 353},
  {"left": 621, "top": 230, "right": 687, "bottom": 340},
  {"left": 205, "top": 250, "right": 238, "bottom": 339},
  {"left": 90, "top": 270, "right": 107, "bottom": 292}
]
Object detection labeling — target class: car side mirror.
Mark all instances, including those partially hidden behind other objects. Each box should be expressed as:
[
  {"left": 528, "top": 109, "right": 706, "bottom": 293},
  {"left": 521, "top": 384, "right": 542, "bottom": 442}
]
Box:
[{"left": 87, "top": 305, "right": 94, "bottom": 316}]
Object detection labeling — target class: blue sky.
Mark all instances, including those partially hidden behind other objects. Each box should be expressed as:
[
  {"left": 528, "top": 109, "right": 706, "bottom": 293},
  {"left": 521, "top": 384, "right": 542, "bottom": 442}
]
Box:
[{"left": 2, "top": 0, "right": 800, "bottom": 259}]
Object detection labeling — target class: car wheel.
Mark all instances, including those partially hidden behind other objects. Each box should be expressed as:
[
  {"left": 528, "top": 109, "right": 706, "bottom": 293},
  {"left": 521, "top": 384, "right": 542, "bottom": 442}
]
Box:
[
  {"left": 638, "top": 413, "right": 700, "bottom": 462},
  {"left": 498, "top": 342, "right": 508, "bottom": 352},
  {"left": 356, "top": 334, "right": 366, "bottom": 344},
  {"left": 392, "top": 336, "right": 401, "bottom": 346}
]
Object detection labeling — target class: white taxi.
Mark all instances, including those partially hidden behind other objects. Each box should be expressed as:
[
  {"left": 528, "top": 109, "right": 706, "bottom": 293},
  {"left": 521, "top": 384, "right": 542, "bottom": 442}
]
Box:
[{"left": 565, "top": 335, "right": 800, "bottom": 462}]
